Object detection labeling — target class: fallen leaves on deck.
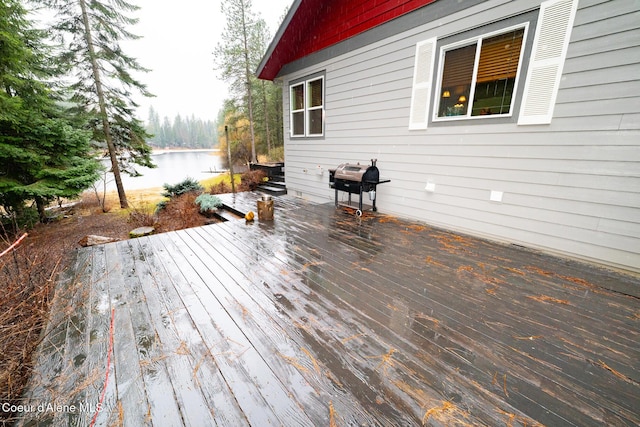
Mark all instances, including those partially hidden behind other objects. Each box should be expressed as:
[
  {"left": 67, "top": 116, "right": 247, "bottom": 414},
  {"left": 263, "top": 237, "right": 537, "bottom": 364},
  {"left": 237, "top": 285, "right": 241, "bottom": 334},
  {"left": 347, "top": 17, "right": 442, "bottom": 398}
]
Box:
[
  {"left": 378, "top": 215, "right": 401, "bottom": 224},
  {"left": 492, "top": 372, "right": 510, "bottom": 397},
  {"left": 425, "top": 256, "right": 447, "bottom": 268},
  {"left": 415, "top": 312, "right": 440, "bottom": 325},
  {"left": 175, "top": 341, "right": 190, "bottom": 355},
  {"left": 596, "top": 359, "right": 639, "bottom": 385},
  {"left": 498, "top": 409, "right": 545, "bottom": 427},
  {"left": 341, "top": 332, "right": 366, "bottom": 344},
  {"left": 367, "top": 348, "right": 397, "bottom": 374},
  {"left": 329, "top": 401, "right": 338, "bottom": 427},
  {"left": 393, "top": 381, "right": 472, "bottom": 426},
  {"left": 527, "top": 295, "right": 570, "bottom": 305},
  {"left": 301, "top": 347, "right": 321, "bottom": 375},
  {"left": 301, "top": 260, "right": 326, "bottom": 271},
  {"left": 278, "top": 351, "right": 310, "bottom": 374},
  {"left": 432, "top": 233, "right": 474, "bottom": 255},
  {"left": 422, "top": 400, "right": 472, "bottom": 426},
  {"left": 525, "top": 266, "right": 602, "bottom": 293}
]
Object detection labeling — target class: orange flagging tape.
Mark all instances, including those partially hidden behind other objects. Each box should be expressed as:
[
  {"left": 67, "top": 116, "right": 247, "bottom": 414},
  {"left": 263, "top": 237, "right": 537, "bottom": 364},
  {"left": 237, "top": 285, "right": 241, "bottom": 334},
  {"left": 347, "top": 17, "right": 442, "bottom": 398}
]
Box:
[{"left": 0, "top": 233, "right": 28, "bottom": 258}]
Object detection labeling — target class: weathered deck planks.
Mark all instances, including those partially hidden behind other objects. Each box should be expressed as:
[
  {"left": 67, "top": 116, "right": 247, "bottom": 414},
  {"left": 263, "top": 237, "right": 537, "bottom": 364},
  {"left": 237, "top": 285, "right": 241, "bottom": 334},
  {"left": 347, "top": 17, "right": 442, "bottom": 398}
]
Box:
[{"left": 17, "top": 192, "right": 640, "bottom": 426}]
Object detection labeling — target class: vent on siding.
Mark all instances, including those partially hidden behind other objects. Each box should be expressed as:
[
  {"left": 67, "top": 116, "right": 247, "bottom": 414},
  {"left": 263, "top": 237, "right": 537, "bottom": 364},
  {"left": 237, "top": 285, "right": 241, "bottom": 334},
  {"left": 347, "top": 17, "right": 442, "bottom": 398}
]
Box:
[
  {"left": 409, "top": 37, "right": 437, "bottom": 130},
  {"left": 518, "top": 0, "right": 578, "bottom": 125}
]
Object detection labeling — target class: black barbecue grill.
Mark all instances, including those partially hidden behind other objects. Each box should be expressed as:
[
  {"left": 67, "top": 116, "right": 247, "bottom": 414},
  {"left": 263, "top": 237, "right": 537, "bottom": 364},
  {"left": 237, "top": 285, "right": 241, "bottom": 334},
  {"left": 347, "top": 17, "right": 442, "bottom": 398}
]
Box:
[{"left": 329, "top": 159, "right": 390, "bottom": 216}]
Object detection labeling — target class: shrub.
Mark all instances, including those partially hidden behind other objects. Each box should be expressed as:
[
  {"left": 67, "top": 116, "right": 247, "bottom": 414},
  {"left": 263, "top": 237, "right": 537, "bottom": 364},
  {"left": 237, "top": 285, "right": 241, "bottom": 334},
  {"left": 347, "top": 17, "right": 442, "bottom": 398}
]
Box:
[
  {"left": 0, "top": 206, "right": 39, "bottom": 233},
  {"left": 194, "top": 194, "right": 222, "bottom": 213},
  {"left": 155, "top": 193, "right": 208, "bottom": 232},
  {"left": 238, "top": 170, "right": 267, "bottom": 192},
  {"left": 155, "top": 199, "right": 168, "bottom": 212},
  {"left": 128, "top": 205, "right": 156, "bottom": 227},
  {"left": 267, "top": 146, "right": 285, "bottom": 162},
  {"left": 208, "top": 180, "right": 232, "bottom": 195},
  {"left": 161, "top": 177, "right": 203, "bottom": 198},
  {"left": 1, "top": 232, "right": 60, "bottom": 425}
]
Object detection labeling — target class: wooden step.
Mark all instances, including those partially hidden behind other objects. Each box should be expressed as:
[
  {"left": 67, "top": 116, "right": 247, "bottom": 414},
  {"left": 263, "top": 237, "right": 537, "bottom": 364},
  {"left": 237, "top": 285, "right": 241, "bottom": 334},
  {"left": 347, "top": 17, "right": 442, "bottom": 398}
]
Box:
[
  {"left": 213, "top": 207, "right": 244, "bottom": 222},
  {"left": 257, "top": 184, "right": 287, "bottom": 196}
]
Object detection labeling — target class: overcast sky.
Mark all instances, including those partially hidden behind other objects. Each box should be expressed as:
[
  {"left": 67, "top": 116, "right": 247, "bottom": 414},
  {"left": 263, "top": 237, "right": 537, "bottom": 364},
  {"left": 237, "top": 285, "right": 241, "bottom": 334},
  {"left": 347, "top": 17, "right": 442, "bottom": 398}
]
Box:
[{"left": 124, "top": 0, "right": 292, "bottom": 122}]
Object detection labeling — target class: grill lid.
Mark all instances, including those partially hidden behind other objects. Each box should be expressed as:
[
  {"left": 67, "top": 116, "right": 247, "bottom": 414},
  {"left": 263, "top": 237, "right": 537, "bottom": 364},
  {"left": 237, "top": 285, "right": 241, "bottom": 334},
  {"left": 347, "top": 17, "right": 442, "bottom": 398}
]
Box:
[{"left": 334, "top": 159, "right": 379, "bottom": 182}]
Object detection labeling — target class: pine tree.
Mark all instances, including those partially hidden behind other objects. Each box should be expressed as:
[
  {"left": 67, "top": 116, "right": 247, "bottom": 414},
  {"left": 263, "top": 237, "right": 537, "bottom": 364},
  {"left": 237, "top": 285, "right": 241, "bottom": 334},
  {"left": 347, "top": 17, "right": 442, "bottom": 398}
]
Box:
[
  {"left": 0, "top": 0, "right": 100, "bottom": 223},
  {"left": 161, "top": 116, "right": 172, "bottom": 147},
  {"left": 146, "top": 105, "right": 161, "bottom": 146},
  {"left": 40, "top": 0, "right": 154, "bottom": 208},
  {"left": 215, "top": 1, "right": 285, "bottom": 162},
  {"left": 214, "top": 0, "right": 265, "bottom": 164},
  {"left": 173, "top": 114, "right": 187, "bottom": 147}
]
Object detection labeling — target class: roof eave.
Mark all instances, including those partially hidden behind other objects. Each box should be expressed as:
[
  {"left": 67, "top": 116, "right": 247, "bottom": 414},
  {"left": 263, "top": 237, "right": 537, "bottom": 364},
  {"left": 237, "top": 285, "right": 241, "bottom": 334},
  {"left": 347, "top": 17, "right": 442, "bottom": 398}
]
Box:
[{"left": 256, "top": 0, "right": 302, "bottom": 81}]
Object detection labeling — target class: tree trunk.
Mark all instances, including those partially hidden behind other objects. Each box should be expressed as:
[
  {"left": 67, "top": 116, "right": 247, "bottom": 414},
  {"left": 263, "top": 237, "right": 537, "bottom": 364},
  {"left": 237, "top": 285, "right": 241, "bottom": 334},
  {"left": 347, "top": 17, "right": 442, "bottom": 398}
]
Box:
[
  {"left": 240, "top": 0, "right": 257, "bottom": 164},
  {"left": 262, "top": 80, "right": 271, "bottom": 156},
  {"left": 79, "top": 0, "right": 128, "bottom": 208},
  {"left": 35, "top": 197, "right": 46, "bottom": 223}
]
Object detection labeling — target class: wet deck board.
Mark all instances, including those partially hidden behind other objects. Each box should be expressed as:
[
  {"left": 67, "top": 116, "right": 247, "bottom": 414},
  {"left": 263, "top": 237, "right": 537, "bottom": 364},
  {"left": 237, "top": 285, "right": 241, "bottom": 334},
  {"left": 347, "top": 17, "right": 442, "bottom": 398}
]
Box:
[{"left": 19, "top": 192, "right": 640, "bottom": 426}]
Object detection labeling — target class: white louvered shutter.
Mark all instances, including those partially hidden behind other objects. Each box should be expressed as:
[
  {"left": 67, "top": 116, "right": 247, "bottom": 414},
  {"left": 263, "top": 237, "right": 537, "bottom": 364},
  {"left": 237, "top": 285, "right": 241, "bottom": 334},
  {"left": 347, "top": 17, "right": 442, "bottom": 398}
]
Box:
[
  {"left": 409, "top": 37, "right": 437, "bottom": 130},
  {"left": 518, "top": 0, "right": 578, "bottom": 125}
]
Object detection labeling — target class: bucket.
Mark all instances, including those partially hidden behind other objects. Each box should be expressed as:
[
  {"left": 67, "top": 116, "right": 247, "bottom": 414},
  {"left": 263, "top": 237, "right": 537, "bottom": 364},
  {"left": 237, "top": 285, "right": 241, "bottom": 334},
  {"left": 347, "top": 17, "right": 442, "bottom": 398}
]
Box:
[{"left": 257, "top": 195, "right": 274, "bottom": 221}]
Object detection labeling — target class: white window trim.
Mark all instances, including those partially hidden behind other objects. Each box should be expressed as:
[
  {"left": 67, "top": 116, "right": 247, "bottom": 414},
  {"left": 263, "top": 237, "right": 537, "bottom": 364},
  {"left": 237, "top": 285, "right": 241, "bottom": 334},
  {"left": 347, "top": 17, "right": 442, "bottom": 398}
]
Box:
[
  {"left": 432, "top": 22, "right": 529, "bottom": 123},
  {"left": 290, "top": 75, "right": 325, "bottom": 138}
]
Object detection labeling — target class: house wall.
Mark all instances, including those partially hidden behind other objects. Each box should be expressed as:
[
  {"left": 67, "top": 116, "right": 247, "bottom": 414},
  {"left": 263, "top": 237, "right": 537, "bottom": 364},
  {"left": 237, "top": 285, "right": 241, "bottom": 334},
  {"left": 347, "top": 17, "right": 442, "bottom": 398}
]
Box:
[{"left": 279, "top": 0, "right": 640, "bottom": 273}]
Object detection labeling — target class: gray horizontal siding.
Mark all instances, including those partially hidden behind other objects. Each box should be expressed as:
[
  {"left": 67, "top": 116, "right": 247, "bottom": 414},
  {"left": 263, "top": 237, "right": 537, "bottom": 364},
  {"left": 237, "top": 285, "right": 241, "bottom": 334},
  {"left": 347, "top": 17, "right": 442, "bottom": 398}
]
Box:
[{"left": 280, "top": 0, "right": 640, "bottom": 273}]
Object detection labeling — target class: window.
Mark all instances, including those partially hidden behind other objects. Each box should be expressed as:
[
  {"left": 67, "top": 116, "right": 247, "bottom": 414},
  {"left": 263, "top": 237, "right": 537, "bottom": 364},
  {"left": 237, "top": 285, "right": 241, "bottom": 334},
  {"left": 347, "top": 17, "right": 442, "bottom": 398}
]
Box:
[
  {"left": 436, "top": 26, "right": 526, "bottom": 120},
  {"left": 409, "top": 0, "right": 578, "bottom": 129},
  {"left": 291, "top": 83, "right": 305, "bottom": 136},
  {"left": 290, "top": 75, "right": 324, "bottom": 137}
]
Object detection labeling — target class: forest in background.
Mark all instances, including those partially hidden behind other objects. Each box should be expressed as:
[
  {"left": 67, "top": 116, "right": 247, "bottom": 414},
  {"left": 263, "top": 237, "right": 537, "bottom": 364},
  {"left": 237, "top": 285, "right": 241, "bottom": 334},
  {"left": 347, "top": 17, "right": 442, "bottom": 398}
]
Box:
[
  {"left": 143, "top": 0, "right": 286, "bottom": 162},
  {"left": 213, "top": 0, "right": 285, "bottom": 166},
  {"left": 145, "top": 106, "right": 218, "bottom": 149},
  {"left": 2, "top": 0, "right": 286, "bottom": 220}
]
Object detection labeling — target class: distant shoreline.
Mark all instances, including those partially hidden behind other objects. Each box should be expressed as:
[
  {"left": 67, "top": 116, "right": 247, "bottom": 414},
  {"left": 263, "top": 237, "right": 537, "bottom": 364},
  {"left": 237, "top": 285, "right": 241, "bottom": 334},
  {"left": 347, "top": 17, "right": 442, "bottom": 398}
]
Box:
[{"left": 151, "top": 148, "right": 221, "bottom": 155}]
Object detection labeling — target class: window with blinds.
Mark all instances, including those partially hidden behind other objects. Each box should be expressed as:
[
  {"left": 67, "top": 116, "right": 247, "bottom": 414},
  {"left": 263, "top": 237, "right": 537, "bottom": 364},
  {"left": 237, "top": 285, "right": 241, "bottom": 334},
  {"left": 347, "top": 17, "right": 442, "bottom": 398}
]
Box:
[
  {"left": 290, "top": 75, "right": 325, "bottom": 137},
  {"left": 436, "top": 26, "right": 526, "bottom": 119}
]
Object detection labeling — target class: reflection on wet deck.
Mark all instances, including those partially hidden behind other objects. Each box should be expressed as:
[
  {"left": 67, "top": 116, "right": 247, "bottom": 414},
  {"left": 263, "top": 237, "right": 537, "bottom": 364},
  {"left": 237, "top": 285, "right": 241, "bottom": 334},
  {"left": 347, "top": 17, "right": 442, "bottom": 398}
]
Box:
[{"left": 20, "top": 193, "right": 640, "bottom": 426}]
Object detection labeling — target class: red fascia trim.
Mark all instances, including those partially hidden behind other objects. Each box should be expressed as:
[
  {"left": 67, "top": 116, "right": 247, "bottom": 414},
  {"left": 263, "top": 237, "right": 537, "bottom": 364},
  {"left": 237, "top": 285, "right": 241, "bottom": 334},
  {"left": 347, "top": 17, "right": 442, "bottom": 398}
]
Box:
[
  {"left": 259, "top": 0, "right": 435, "bottom": 81},
  {"left": 318, "top": 0, "right": 433, "bottom": 51},
  {"left": 258, "top": 0, "right": 325, "bottom": 81}
]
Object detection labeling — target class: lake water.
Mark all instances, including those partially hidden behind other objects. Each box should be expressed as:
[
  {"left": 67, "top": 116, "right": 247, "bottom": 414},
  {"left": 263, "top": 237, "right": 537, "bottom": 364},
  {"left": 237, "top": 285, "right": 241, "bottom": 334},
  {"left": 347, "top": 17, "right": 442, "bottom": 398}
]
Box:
[{"left": 100, "top": 150, "right": 224, "bottom": 192}]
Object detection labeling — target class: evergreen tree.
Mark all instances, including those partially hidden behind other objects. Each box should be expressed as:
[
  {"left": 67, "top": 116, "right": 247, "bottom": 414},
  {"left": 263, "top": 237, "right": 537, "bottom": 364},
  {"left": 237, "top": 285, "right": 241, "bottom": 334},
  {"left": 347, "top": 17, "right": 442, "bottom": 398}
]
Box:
[
  {"left": 214, "top": 2, "right": 284, "bottom": 162},
  {"left": 173, "top": 114, "right": 187, "bottom": 147},
  {"left": 161, "top": 116, "right": 172, "bottom": 147},
  {"left": 254, "top": 21, "right": 284, "bottom": 159},
  {"left": 142, "top": 107, "right": 218, "bottom": 149},
  {"left": 214, "top": 0, "right": 265, "bottom": 163},
  {"left": 146, "top": 105, "right": 161, "bottom": 146},
  {"left": 40, "top": 0, "right": 154, "bottom": 208},
  {"left": 0, "top": 0, "right": 100, "bottom": 223}
]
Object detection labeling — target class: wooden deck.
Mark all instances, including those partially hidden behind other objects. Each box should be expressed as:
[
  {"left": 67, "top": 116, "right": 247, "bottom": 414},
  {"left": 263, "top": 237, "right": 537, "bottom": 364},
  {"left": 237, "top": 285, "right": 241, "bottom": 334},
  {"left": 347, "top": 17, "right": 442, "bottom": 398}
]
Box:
[{"left": 19, "top": 192, "right": 639, "bottom": 426}]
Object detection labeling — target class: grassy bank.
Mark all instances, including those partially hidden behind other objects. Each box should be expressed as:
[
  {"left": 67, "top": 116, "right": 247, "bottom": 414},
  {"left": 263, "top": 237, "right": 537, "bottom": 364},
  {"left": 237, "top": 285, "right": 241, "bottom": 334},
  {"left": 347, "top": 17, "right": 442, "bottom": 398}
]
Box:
[{"left": 98, "top": 172, "right": 242, "bottom": 213}]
